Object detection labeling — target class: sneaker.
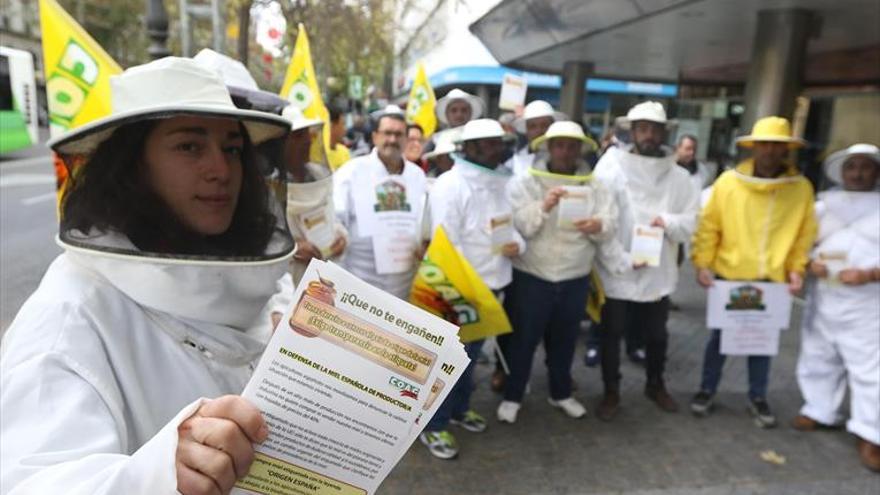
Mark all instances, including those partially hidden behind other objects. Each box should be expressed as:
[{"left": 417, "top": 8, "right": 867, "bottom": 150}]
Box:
[
  {"left": 584, "top": 347, "right": 600, "bottom": 367},
  {"left": 450, "top": 410, "right": 488, "bottom": 433},
  {"left": 748, "top": 397, "right": 777, "bottom": 428},
  {"left": 627, "top": 348, "right": 646, "bottom": 364},
  {"left": 690, "top": 391, "right": 714, "bottom": 417},
  {"left": 419, "top": 431, "right": 458, "bottom": 460},
  {"left": 496, "top": 401, "right": 521, "bottom": 423},
  {"left": 548, "top": 397, "right": 587, "bottom": 419}
]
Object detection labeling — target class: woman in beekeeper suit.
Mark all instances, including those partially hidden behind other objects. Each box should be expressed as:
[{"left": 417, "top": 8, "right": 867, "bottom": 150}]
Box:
[
  {"left": 795, "top": 143, "right": 880, "bottom": 472},
  {"left": 1, "top": 57, "right": 295, "bottom": 494}
]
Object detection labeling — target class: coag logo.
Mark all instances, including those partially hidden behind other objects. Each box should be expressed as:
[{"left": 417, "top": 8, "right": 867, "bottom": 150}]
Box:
[{"left": 389, "top": 376, "right": 420, "bottom": 400}]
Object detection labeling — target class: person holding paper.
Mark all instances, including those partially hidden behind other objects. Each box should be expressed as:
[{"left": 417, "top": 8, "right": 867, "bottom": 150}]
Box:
[
  {"left": 423, "top": 119, "right": 525, "bottom": 459},
  {"left": 498, "top": 121, "right": 632, "bottom": 423},
  {"left": 281, "top": 105, "right": 348, "bottom": 285},
  {"left": 591, "top": 101, "right": 700, "bottom": 421},
  {"left": 690, "top": 116, "right": 817, "bottom": 428},
  {"left": 1, "top": 58, "right": 296, "bottom": 494},
  {"left": 333, "top": 106, "right": 428, "bottom": 300},
  {"left": 507, "top": 100, "right": 565, "bottom": 176},
  {"left": 795, "top": 143, "right": 880, "bottom": 471}
]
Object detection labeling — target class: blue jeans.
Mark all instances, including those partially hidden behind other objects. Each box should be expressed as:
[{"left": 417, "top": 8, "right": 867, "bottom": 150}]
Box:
[
  {"left": 504, "top": 270, "right": 591, "bottom": 402},
  {"left": 699, "top": 329, "right": 771, "bottom": 400},
  {"left": 425, "top": 339, "right": 484, "bottom": 431}
]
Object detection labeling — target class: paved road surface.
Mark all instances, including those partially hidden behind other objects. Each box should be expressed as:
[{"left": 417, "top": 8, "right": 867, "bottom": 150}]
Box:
[{"left": 1, "top": 133, "right": 61, "bottom": 334}]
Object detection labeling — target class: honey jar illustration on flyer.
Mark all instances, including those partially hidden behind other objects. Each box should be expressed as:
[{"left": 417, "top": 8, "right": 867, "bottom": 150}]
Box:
[{"left": 290, "top": 274, "right": 337, "bottom": 337}]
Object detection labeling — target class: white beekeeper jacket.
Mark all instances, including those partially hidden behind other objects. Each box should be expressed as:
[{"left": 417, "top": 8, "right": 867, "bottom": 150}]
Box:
[
  {"left": 430, "top": 155, "right": 527, "bottom": 290},
  {"left": 797, "top": 190, "right": 880, "bottom": 444},
  {"left": 506, "top": 145, "right": 536, "bottom": 176},
  {"left": 333, "top": 148, "right": 427, "bottom": 299},
  {"left": 593, "top": 145, "right": 699, "bottom": 301},
  {"left": 0, "top": 232, "right": 290, "bottom": 494},
  {"left": 286, "top": 163, "right": 348, "bottom": 284},
  {"left": 507, "top": 155, "right": 630, "bottom": 282}
]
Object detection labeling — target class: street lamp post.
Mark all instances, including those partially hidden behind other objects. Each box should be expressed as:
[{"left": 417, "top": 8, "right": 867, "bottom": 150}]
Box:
[{"left": 146, "top": 0, "right": 171, "bottom": 60}]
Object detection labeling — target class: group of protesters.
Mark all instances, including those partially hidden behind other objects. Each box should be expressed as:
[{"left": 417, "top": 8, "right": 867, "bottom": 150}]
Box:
[{"left": 1, "top": 51, "right": 877, "bottom": 495}]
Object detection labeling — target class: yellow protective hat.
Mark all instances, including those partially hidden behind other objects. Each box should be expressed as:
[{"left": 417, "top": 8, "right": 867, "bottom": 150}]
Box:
[
  {"left": 531, "top": 121, "right": 598, "bottom": 151},
  {"left": 736, "top": 116, "right": 806, "bottom": 149}
]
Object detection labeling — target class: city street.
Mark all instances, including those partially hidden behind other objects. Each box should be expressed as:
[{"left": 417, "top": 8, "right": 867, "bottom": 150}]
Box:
[
  {"left": 0, "top": 129, "right": 61, "bottom": 334},
  {"left": 381, "top": 272, "right": 880, "bottom": 494}
]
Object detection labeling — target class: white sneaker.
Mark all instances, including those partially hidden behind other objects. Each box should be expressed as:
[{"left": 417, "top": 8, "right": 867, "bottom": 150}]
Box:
[
  {"left": 548, "top": 397, "right": 587, "bottom": 419},
  {"left": 496, "top": 401, "right": 521, "bottom": 423}
]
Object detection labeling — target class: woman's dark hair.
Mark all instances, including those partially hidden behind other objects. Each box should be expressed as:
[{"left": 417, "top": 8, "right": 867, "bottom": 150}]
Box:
[{"left": 61, "top": 118, "right": 278, "bottom": 258}]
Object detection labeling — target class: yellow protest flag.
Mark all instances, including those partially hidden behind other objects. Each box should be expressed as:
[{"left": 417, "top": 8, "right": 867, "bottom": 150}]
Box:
[
  {"left": 39, "top": 0, "right": 122, "bottom": 138},
  {"left": 405, "top": 63, "right": 437, "bottom": 138},
  {"left": 279, "top": 24, "right": 331, "bottom": 164},
  {"left": 410, "top": 226, "right": 512, "bottom": 343}
]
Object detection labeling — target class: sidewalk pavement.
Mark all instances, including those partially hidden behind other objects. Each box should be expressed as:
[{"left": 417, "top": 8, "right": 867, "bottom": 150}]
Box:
[{"left": 380, "top": 267, "right": 880, "bottom": 494}]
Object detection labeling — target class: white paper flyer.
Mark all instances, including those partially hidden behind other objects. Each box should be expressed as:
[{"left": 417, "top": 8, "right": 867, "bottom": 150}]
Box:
[
  {"left": 297, "top": 205, "right": 337, "bottom": 257},
  {"left": 498, "top": 73, "right": 527, "bottom": 111},
  {"left": 720, "top": 326, "right": 781, "bottom": 356},
  {"left": 706, "top": 280, "right": 792, "bottom": 331},
  {"left": 490, "top": 214, "right": 514, "bottom": 254},
  {"left": 556, "top": 186, "right": 593, "bottom": 229},
  {"left": 630, "top": 224, "right": 664, "bottom": 267},
  {"left": 233, "top": 260, "right": 468, "bottom": 495},
  {"left": 372, "top": 216, "right": 418, "bottom": 275}
]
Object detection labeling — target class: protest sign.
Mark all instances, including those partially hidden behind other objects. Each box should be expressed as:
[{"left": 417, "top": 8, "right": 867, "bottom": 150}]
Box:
[{"left": 234, "top": 260, "right": 468, "bottom": 495}]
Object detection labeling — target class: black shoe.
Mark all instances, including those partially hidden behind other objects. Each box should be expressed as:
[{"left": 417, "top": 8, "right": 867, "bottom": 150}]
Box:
[
  {"left": 748, "top": 397, "right": 777, "bottom": 428},
  {"left": 690, "top": 391, "right": 714, "bottom": 417},
  {"left": 584, "top": 347, "right": 600, "bottom": 367}
]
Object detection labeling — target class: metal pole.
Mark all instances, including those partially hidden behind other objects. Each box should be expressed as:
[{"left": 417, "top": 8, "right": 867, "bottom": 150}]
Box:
[
  {"left": 146, "top": 0, "right": 171, "bottom": 60},
  {"left": 559, "top": 61, "right": 592, "bottom": 125},
  {"left": 211, "top": 0, "right": 225, "bottom": 53},
  {"left": 179, "top": 0, "right": 191, "bottom": 57},
  {"left": 740, "top": 8, "right": 814, "bottom": 131}
]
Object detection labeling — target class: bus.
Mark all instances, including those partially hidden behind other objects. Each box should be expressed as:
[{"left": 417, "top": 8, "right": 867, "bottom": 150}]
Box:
[{"left": 0, "top": 46, "right": 39, "bottom": 154}]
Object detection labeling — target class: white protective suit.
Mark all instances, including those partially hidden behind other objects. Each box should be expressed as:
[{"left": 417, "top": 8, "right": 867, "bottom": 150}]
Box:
[
  {"left": 506, "top": 156, "right": 630, "bottom": 282},
  {"left": 0, "top": 231, "right": 291, "bottom": 494},
  {"left": 286, "top": 162, "right": 348, "bottom": 284},
  {"left": 429, "top": 156, "right": 527, "bottom": 290},
  {"left": 506, "top": 145, "right": 536, "bottom": 176},
  {"left": 333, "top": 149, "right": 427, "bottom": 299},
  {"left": 592, "top": 145, "right": 699, "bottom": 301},
  {"left": 797, "top": 190, "right": 880, "bottom": 444}
]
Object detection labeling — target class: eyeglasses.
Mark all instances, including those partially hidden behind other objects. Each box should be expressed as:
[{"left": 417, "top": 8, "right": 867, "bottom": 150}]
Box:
[{"left": 377, "top": 130, "right": 405, "bottom": 139}]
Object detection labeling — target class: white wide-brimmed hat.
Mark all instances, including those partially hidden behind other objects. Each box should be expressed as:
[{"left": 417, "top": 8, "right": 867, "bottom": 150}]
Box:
[
  {"left": 48, "top": 57, "right": 290, "bottom": 155},
  {"left": 370, "top": 104, "right": 406, "bottom": 122},
  {"left": 282, "top": 105, "right": 323, "bottom": 133},
  {"left": 193, "top": 48, "right": 259, "bottom": 91},
  {"left": 617, "top": 100, "right": 676, "bottom": 130},
  {"left": 455, "top": 118, "right": 515, "bottom": 144},
  {"left": 424, "top": 134, "right": 457, "bottom": 159},
  {"left": 436, "top": 88, "right": 485, "bottom": 125},
  {"left": 531, "top": 121, "right": 598, "bottom": 151},
  {"left": 193, "top": 48, "right": 288, "bottom": 113},
  {"left": 823, "top": 143, "right": 880, "bottom": 184},
  {"left": 513, "top": 100, "right": 567, "bottom": 134}
]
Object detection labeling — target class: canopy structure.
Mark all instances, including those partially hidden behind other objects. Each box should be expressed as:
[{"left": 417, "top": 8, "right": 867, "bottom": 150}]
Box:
[{"left": 469, "top": 0, "right": 880, "bottom": 85}]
